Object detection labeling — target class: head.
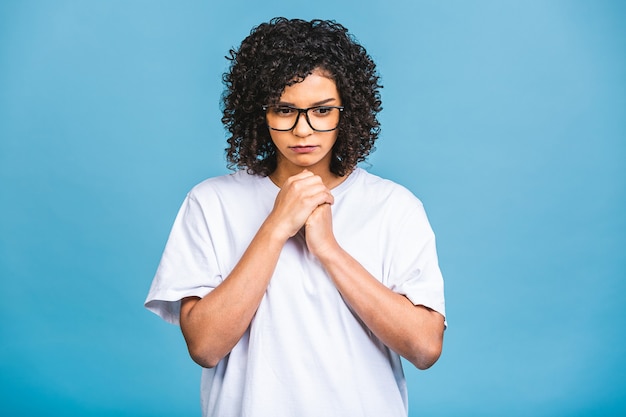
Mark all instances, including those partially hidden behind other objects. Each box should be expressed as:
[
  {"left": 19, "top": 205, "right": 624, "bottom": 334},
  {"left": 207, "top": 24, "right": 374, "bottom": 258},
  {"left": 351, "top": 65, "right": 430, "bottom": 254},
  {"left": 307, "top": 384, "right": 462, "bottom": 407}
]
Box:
[{"left": 222, "top": 17, "right": 383, "bottom": 177}]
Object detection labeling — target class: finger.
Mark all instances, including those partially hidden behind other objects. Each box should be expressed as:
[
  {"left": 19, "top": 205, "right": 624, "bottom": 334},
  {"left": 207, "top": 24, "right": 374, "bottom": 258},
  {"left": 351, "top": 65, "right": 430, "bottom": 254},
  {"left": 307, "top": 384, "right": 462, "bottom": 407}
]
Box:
[
  {"left": 324, "top": 191, "right": 334, "bottom": 205},
  {"left": 302, "top": 189, "right": 334, "bottom": 210},
  {"left": 286, "top": 176, "right": 327, "bottom": 199},
  {"left": 287, "top": 170, "right": 315, "bottom": 183}
]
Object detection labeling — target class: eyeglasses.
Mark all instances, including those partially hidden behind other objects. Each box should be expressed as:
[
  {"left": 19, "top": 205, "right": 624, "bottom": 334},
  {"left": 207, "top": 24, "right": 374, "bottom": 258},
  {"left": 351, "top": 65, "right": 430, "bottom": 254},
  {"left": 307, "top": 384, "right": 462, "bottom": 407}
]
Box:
[{"left": 263, "top": 105, "right": 344, "bottom": 132}]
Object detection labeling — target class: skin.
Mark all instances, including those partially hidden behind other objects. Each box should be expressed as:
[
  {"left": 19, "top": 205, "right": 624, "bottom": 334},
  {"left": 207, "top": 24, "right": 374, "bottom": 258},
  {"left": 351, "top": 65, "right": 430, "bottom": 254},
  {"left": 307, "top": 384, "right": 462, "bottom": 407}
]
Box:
[
  {"left": 179, "top": 69, "right": 445, "bottom": 370},
  {"left": 266, "top": 69, "right": 344, "bottom": 188}
]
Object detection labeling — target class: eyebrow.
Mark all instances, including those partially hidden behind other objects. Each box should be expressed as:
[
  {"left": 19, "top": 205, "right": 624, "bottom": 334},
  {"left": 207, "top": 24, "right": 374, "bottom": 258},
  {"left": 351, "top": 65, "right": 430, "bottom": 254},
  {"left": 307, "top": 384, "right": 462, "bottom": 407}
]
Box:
[{"left": 276, "top": 98, "right": 338, "bottom": 107}]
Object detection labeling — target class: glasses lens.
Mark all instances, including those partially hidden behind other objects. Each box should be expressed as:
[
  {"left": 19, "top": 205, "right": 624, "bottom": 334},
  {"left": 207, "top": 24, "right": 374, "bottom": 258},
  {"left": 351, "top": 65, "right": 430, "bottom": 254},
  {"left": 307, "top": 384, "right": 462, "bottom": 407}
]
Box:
[{"left": 266, "top": 106, "right": 341, "bottom": 131}]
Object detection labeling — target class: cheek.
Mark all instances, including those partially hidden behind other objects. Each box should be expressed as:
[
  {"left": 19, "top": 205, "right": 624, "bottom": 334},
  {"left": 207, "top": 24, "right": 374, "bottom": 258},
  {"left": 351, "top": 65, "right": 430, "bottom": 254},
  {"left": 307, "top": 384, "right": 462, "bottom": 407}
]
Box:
[
  {"left": 268, "top": 132, "right": 288, "bottom": 149},
  {"left": 328, "top": 133, "right": 339, "bottom": 148}
]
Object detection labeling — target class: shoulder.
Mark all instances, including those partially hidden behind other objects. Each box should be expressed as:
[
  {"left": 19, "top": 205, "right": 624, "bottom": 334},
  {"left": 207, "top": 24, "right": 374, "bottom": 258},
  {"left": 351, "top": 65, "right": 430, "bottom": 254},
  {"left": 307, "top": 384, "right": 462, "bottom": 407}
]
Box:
[
  {"left": 188, "top": 170, "right": 266, "bottom": 201},
  {"left": 349, "top": 168, "right": 424, "bottom": 208}
]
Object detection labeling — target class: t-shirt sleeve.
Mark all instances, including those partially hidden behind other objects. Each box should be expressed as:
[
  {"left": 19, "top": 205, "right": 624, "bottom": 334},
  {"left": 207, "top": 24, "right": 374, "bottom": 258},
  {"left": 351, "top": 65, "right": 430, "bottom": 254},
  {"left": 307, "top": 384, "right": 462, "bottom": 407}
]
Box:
[
  {"left": 144, "top": 193, "right": 223, "bottom": 325},
  {"left": 386, "top": 198, "right": 447, "bottom": 326}
]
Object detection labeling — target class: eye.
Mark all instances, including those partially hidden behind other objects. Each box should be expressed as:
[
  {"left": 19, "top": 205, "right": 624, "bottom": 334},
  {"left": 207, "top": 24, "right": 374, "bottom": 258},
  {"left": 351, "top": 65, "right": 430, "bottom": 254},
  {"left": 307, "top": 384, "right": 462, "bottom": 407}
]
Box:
[
  {"left": 272, "top": 106, "right": 296, "bottom": 116},
  {"left": 311, "top": 106, "right": 333, "bottom": 116}
]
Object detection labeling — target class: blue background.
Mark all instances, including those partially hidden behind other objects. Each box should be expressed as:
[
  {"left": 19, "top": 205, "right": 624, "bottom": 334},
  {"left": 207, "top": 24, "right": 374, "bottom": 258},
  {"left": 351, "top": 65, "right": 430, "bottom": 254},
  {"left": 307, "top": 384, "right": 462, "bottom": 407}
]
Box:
[{"left": 1, "top": 1, "right": 624, "bottom": 416}]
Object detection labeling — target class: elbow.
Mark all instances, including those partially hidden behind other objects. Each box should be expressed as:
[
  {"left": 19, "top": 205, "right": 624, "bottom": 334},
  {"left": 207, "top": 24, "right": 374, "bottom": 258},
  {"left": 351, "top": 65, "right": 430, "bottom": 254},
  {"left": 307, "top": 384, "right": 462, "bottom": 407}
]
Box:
[
  {"left": 187, "top": 344, "right": 223, "bottom": 369},
  {"left": 406, "top": 309, "right": 445, "bottom": 370},
  {"left": 406, "top": 337, "right": 443, "bottom": 370},
  {"left": 410, "top": 346, "right": 442, "bottom": 370}
]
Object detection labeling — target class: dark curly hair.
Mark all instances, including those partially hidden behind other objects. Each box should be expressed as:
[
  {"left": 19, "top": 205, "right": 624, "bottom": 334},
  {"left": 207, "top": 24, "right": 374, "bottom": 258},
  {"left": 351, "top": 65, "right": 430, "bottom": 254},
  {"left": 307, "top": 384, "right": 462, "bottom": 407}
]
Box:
[{"left": 222, "top": 17, "right": 382, "bottom": 177}]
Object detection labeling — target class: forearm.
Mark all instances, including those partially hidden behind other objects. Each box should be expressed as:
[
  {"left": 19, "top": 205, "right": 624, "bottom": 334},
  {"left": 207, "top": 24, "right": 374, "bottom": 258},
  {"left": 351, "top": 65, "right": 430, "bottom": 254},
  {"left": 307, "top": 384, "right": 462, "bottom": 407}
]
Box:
[
  {"left": 180, "top": 219, "right": 287, "bottom": 368},
  {"left": 316, "top": 245, "right": 445, "bottom": 369},
  {"left": 180, "top": 172, "right": 337, "bottom": 368}
]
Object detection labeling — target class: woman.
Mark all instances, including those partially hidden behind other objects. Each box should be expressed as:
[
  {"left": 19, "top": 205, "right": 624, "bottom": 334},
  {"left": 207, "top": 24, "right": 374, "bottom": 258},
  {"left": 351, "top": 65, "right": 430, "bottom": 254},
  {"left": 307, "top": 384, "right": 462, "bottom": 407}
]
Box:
[{"left": 145, "top": 17, "right": 446, "bottom": 417}]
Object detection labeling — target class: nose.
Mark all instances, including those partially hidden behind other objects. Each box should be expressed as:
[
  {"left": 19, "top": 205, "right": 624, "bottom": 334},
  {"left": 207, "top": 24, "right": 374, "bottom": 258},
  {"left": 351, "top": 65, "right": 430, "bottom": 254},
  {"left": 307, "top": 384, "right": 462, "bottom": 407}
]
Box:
[{"left": 292, "top": 111, "right": 314, "bottom": 137}]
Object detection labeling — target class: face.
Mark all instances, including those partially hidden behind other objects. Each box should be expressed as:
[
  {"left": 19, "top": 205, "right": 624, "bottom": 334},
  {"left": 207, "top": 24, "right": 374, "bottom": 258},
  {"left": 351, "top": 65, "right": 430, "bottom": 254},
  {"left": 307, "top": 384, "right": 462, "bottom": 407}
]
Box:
[{"left": 268, "top": 69, "right": 341, "bottom": 178}]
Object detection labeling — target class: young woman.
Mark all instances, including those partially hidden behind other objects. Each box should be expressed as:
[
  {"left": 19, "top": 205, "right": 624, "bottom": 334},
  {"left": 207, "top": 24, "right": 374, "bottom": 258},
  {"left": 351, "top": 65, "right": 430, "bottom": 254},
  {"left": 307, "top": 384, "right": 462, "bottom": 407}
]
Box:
[{"left": 145, "top": 17, "right": 446, "bottom": 417}]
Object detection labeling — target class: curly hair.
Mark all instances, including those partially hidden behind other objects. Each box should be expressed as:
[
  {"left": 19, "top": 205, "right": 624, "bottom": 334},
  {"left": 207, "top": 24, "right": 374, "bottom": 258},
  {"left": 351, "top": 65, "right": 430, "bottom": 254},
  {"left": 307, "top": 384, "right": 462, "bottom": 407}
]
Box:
[{"left": 222, "top": 17, "right": 383, "bottom": 177}]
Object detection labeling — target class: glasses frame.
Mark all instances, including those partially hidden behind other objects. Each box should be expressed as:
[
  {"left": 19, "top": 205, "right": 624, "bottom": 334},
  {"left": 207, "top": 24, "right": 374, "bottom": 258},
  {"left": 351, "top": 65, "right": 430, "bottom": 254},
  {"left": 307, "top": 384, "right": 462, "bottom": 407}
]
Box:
[{"left": 262, "top": 105, "right": 344, "bottom": 132}]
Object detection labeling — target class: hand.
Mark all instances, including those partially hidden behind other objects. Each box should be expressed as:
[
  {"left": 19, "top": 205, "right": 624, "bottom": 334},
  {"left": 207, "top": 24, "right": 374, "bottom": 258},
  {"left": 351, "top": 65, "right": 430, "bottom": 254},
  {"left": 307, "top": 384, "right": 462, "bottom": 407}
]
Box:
[
  {"left": 268, "top": 170, "right": 334, "bottom": 240},
  {"left": 305, "top": 202, "right": 339, "bottom": 259}
]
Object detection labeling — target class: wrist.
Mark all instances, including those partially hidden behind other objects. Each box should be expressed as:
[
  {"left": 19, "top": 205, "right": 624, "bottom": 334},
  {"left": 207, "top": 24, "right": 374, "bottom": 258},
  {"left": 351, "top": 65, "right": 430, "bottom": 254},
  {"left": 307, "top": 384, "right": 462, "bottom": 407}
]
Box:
[
  {"left": 311, "top": 239, "right": 343, "bottom": 264},
  {"left": 260, "top": 215, "right": 293, "bottom": 245}
]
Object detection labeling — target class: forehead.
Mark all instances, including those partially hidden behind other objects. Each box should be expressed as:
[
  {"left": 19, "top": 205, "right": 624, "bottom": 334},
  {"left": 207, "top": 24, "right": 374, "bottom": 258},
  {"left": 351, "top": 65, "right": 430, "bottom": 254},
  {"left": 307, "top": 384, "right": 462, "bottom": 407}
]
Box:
[{"left": 279, "top": 70, "right": 340, "bottom": 104}]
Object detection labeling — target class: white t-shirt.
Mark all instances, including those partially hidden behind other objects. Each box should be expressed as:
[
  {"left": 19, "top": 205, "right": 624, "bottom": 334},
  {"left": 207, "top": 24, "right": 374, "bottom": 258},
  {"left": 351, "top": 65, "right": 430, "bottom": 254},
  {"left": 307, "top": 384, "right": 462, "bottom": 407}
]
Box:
[{"left": 145, "top": 168, "right": 446, "bottom": 417}]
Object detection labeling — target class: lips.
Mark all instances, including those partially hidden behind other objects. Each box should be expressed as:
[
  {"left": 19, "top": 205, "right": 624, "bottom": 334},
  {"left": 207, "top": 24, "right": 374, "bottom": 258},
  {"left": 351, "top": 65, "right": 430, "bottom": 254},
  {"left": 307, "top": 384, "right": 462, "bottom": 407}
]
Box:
[{"left": 289, "top": 146, "right": 318, "bottom": 154}]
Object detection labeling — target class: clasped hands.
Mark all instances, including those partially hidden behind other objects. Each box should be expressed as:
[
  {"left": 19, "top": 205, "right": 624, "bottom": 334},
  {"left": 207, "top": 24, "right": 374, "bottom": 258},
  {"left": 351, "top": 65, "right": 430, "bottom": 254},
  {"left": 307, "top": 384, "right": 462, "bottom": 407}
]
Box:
[{"left": 269, "top": 170, "right": 339, "bottom": 259}]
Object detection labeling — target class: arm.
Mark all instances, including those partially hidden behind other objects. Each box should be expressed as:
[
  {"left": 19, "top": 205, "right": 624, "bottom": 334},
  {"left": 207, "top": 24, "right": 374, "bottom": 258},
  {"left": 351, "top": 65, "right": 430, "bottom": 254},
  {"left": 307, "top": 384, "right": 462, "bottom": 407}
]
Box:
[
  {"left": 179, "top": 171, "right": 333, "bottom": 368},
  {"left": 305, "top": 204, "right": 445, "bottom": 370}
]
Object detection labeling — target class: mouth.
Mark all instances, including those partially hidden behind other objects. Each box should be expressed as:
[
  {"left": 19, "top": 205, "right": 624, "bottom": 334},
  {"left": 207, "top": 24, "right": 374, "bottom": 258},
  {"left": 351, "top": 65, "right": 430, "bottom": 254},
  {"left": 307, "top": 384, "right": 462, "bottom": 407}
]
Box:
[{"left": 289, "top": 145, "right": 319, "bottom": 154}]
